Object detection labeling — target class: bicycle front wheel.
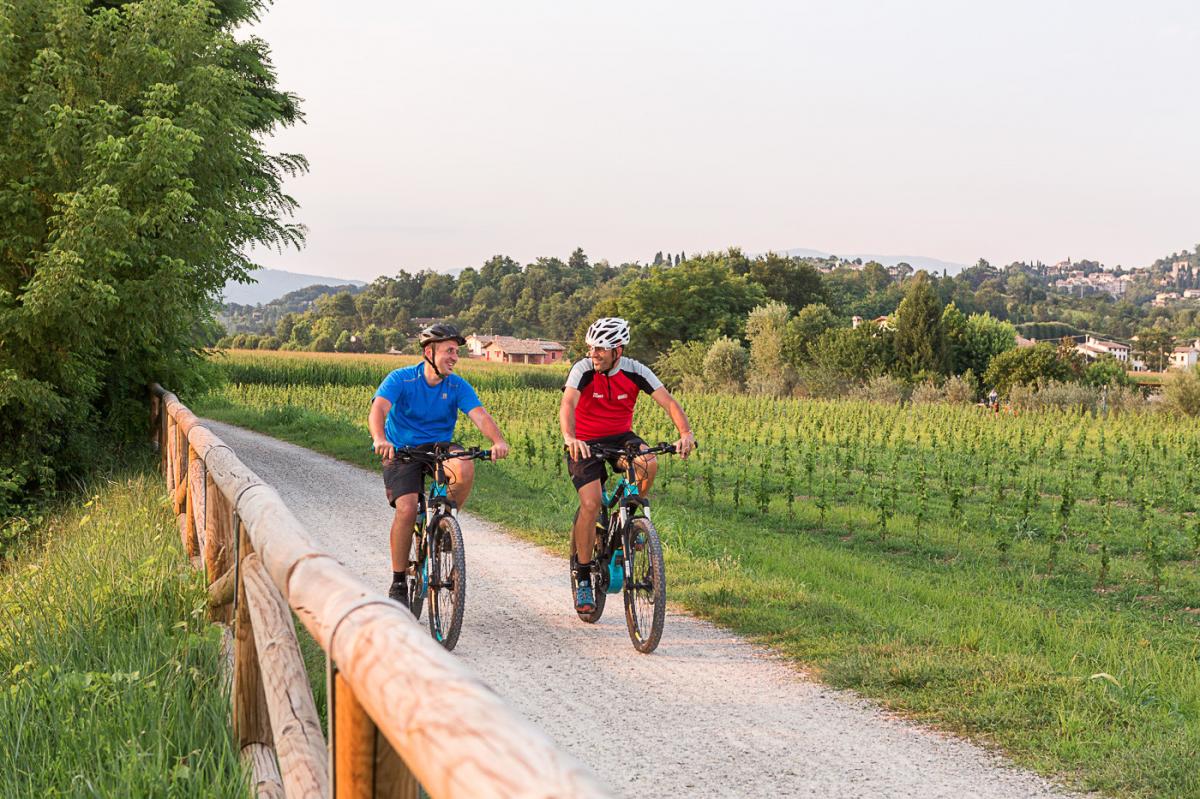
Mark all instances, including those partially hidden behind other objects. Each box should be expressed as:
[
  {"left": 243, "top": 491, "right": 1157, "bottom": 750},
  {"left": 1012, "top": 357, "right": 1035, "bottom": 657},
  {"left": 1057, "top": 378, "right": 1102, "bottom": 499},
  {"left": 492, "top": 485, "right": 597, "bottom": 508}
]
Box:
[
  {"left": 427, "top": 515, "right": 466, "bottom": 650},
  {"left": 623, "top": 516, "right": 665, "bottom": 653}
]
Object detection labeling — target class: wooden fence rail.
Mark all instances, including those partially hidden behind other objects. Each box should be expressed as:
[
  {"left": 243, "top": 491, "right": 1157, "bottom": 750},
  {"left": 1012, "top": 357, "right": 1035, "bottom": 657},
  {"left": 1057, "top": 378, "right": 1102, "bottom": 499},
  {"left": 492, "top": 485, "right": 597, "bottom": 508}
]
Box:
[{"left": 150, "top": 384, "right": 611, "bottom": 799}]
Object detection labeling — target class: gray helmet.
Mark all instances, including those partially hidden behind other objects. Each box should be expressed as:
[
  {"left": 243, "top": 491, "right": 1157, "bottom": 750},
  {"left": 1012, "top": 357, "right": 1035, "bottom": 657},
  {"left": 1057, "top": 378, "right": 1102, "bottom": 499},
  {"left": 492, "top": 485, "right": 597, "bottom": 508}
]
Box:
[{"left": 418, "top": 323, "right": 466, "bottom": 347}]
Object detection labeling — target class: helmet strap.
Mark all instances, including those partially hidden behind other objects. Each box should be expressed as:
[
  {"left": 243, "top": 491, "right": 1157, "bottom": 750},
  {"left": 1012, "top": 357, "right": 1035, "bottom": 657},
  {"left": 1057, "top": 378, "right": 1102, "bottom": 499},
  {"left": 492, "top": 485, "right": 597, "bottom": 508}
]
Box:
[{"left": 423, "top": 343, "right": 444, "bottom": 379}]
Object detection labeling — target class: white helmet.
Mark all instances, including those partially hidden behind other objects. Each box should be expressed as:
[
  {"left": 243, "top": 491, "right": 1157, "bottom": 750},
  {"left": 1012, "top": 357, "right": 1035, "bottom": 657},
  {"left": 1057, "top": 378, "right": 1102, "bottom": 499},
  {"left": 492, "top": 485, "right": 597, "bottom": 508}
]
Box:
[{"left": 585, "top": 317, "right": 630, "bottom": 349}]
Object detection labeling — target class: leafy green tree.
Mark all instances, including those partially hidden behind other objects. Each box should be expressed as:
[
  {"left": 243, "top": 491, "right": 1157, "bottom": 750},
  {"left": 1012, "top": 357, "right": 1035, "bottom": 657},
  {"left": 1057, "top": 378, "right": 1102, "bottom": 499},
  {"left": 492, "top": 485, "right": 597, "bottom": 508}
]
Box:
[
  {"left": 944, "top": 305, "right": 1017, "bottom": 376},
  {"left": 1163, "top": 365, "right": 1200, "bottom": 416},
  {"left": 653, "top": 340, "right": 710, "bottom": 391},
  {"left": 798, "top": 324, "right": 895, "bottom": 397},
  {"left": 892, "top": 273, "right": 946, "bottom": 377},
  {"left": 745, "top": 301, "right": 793, "bottom": 396},
  {"left": 0, "top": 0, "right": 303, "bottom": 517},
  {"left": 1134, "top": 329, "right": 1173, "bottom": 371},
  {"left": 748, "top": 254, "right": 825, "bottom": 310},
  {"left": 983, "top": 344, "right": 1070, "bottom": 395},
  {"left": 361, "top": 325, "right": 386, "bottom": 354},
  {"left": 604, "top": 257, "right": 764, "bottom": 361},
  {"left": 783, "top": 303, "right": 839, "bottom": 365},
  {"left": 1082, "top": 355, "right": 1133, "bottom": 388},
  {"left": 703, "top": 336, "right": 748, "bottom": 393}
]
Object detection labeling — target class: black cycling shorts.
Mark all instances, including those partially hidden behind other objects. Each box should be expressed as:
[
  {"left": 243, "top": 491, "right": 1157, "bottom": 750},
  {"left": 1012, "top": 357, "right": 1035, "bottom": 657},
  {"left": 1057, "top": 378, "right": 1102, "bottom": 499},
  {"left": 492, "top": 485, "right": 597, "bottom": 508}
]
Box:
[
  {"left": 382, "top": 442, "right": 462, "bottom": 506},
  {"left": 566, "top": 431, "right": 646, "bottom": 490}
]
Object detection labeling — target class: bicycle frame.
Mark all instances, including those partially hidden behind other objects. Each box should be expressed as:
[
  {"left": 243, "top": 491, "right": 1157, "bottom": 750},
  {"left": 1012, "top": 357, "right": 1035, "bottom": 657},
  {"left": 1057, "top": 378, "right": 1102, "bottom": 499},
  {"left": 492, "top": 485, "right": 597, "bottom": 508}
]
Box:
[{"left": 590, "top": 444, "right": 666, "bottom": 592}]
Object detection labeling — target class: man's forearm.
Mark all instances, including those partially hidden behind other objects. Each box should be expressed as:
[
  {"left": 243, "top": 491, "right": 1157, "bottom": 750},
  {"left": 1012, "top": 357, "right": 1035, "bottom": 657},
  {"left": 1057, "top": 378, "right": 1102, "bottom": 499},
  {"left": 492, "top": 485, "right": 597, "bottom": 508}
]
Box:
[
  {"left": 559, "top": 404, "right": 577, "bottom": 441},
  {"left": 473, "top": 409, "right": 506, "bottom": 444},
  {"left": 667, "top": 399, "right": 691, "bottom": 436}
]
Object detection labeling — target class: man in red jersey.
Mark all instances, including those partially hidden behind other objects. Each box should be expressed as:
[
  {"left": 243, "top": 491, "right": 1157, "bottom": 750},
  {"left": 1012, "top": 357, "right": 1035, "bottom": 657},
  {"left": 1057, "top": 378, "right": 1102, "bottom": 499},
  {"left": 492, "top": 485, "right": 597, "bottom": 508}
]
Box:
[{"left": 559, "top": 317, "right": 694, "bottom": 614}]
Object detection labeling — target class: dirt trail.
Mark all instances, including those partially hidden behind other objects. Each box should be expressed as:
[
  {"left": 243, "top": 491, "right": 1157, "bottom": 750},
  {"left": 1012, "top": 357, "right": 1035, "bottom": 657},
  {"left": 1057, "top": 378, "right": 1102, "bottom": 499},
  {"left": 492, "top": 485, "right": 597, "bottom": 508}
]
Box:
[{"left": 206, "top": 420, "right": 1074, "bottom": 799}]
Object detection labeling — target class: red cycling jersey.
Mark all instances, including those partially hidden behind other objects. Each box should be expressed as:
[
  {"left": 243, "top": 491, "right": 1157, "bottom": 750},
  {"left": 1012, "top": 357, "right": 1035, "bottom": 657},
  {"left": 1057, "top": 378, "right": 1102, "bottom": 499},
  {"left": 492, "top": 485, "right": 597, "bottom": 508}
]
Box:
[{"left": 565, "top": 357, "right": 664, "bottom": 440}]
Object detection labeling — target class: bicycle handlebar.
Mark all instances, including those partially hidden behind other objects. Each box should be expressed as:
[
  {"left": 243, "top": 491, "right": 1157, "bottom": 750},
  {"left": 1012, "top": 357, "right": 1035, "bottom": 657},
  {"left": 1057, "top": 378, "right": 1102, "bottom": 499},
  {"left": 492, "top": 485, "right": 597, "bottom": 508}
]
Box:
[
  {"left": 586, "top": 441, "right": 688, "bottom": 458},
  {"left": 382, "top": 446, "right": 493, "bottom": 463}
]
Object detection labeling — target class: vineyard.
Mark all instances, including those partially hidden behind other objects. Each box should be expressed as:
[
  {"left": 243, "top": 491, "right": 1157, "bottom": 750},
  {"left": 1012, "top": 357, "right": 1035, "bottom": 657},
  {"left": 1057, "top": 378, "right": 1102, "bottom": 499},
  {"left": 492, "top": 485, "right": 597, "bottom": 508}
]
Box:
[
  {"left": 194, "top": 350, "right": 1200, "bottom": 798},
  {"left": 207, "top": 352, "right": 1200, "bottom": 606}
]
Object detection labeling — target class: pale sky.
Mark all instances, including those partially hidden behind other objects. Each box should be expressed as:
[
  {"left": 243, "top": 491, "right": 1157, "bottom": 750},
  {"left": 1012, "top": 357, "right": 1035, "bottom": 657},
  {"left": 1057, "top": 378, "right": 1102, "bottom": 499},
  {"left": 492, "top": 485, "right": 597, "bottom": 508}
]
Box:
[{"left": 247, "top": 1, "right": 1200, "bottom": 281}]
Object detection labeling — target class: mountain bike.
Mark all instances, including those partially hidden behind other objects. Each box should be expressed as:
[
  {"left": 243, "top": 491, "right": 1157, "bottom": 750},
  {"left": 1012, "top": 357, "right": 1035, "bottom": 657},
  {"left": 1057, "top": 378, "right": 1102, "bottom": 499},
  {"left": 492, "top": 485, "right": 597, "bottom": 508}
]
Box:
[
  {"left": 392, "top": 445, "right": 491, "bottom": 651},
  {"left": 569, "top": 441, "right": 679, "bottom": 654}
]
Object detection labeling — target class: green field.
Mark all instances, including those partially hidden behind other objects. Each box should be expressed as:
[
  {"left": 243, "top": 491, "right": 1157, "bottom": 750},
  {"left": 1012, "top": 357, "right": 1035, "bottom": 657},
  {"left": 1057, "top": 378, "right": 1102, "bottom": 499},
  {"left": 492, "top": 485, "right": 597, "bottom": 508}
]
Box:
[
  {"left": 193, "top": 349, "right": 1200, "bottom": 798},
  {"left": 0, "top": 465, "right": 247, "bottom": 797}
]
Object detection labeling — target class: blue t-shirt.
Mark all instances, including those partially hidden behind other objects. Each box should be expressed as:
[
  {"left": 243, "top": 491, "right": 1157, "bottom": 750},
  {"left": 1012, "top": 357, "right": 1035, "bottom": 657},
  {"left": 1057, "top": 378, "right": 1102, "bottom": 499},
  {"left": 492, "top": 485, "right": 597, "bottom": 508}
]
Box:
[{"left": 374, "top": 364, "right": 482, "bottom": 447}]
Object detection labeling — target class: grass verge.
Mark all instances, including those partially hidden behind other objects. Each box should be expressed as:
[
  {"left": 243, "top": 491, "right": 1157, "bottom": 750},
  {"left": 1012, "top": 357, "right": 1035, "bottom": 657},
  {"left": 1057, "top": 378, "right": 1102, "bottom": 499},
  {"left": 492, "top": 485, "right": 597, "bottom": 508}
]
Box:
[
  {"left": 0, "top": 462, "right": 247, "bottom": 797},
  {"left": 194, "top": 396, "right": 1200, "bottom": 799}
]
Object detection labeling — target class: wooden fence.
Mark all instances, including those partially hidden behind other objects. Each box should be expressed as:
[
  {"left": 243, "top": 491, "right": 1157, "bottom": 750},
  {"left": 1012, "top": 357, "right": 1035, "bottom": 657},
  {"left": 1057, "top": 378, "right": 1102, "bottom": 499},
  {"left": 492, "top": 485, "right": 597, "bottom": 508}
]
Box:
[{"left": 150, "top": 384, "right": 610, "bottom": 799}]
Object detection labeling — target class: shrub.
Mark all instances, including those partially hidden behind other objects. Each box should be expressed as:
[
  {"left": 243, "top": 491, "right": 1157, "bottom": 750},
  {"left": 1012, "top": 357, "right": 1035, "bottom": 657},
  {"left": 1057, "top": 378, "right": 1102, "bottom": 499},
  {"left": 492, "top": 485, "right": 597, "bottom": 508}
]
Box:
[
  {"left": 1162, "top": 367, "right": 1200, "bottom": 416},
  {"left": 702, "top": 337, "right": 748, "bottom": 393},
  {"left": 849, "top": 375, "right": 909, "bottom": 405}
]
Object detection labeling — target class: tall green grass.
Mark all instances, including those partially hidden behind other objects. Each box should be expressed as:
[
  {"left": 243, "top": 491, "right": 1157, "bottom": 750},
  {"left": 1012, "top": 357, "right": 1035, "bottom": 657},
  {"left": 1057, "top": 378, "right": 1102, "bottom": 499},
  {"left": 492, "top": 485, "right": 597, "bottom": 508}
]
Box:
[
  {"left": 211, "top": 349, "right": 566, "bottom": 391},
  {"left": 0, "top": 466, "right": 247, "bottom": 797}
]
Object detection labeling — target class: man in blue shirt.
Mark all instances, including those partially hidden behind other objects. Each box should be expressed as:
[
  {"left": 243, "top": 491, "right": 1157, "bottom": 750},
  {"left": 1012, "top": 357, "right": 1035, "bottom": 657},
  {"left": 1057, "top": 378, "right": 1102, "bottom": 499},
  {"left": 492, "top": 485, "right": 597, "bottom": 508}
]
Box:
[{"left": 368, "top": 323, "right": 510, "bottom": 602}]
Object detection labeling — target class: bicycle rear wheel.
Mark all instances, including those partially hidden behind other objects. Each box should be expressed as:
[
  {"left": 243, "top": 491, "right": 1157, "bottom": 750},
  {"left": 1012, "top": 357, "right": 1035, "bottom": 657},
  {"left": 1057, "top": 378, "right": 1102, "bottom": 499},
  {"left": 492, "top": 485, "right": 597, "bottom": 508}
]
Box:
[
  {"left": 570, "top": 508, "right": 607, "bottom": 623},
  {"left": 427, "top": 514, "right": 466, "bottom": 650},
  {"left": 623, "top": 516, "right": 665, "bottom": 653},
  {"left": 405, "top": 524, "right": 426, "bottom": 621}
]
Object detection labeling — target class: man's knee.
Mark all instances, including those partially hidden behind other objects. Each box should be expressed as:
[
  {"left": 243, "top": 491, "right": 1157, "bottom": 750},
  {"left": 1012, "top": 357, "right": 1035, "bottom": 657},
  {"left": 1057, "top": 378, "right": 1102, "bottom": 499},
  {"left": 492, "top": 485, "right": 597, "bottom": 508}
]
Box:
[
  {"left": 634, "top": 452, "right": 658, "bottom": 474},
  {"left": 578, "top": 488, "right": 601, "bottom": 513},
  {"left": 393, "top": 493, "right": 418, "bottom": 516}
]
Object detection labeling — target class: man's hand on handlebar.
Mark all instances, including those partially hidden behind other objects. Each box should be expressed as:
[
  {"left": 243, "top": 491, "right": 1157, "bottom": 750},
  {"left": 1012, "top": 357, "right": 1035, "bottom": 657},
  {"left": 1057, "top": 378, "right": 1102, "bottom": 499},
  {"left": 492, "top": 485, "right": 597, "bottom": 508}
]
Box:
[
  {"left": 563, "top": 437, "right": 591, "bottom": 461},
  {"left": 674, "top": 431, "right": 696, "bottom": 459},
  {"left": 490, "top": 440, "right": 511, "bottom": 461},
  {"left": 373, "top": 438, "right": 395, "bottom": 460}
]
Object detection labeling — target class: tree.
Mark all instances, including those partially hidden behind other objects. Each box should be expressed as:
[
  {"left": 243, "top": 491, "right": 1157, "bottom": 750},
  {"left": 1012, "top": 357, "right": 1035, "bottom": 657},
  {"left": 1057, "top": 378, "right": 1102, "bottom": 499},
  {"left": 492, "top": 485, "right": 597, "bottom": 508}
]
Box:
[
  {"left": 653, "top": 339, "right": 710, "bottom": 391},
  {"left": 745, "top": 302, "right": 793, "bottom": 396},
  {"left": 603, "top": 257, "right": 764, "bottom": 361},
  {"left": 1162, "top": 365, "right": 1200, "bottom": 416},
  {"left": 892, "top": 273, "right": 947, "bottom": 377},
  {"left": 0, "top": 0, "right": 304, "bottom": 518},
  {"left": 944, "top": 306, "right": 1017, "bottom": 376},
  {"left": 1082, "top": 355, "right": 1133, "bottom": 388},
  {"left": 748, "top": 254, "right": 826, "bottom": 310},
  {"left": 703, "top": 337, "right": 748, "bottom": 393},
  {"left": 1134, "top": 329, "right": 1173, "bottom": 371},
  {"left": 798, "top": 324, "right": 895, "bottom": 397},
  {"left": 983, "top": 344, "right": 1070, "bottom": 395},
  {"left": 783, "top": 303, "right": 839, "bottom": 366}
]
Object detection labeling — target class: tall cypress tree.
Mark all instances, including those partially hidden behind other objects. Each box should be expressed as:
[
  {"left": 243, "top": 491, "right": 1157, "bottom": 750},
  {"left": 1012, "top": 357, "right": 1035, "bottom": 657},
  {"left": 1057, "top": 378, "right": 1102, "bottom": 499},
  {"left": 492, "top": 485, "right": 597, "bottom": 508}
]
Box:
[{"left": 892, "top": 272, "right": 947, "bottom": 377}]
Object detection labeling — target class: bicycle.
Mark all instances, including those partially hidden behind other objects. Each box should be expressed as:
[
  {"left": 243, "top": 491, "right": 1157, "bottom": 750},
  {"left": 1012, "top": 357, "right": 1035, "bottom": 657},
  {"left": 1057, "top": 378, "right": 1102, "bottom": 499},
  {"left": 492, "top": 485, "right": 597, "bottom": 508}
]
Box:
[
  {"left": 569, "top": 441, "right": 680, "bottom": 654},
  {"left": 391, "top": 444, "right": 491, "bottom": 651}
]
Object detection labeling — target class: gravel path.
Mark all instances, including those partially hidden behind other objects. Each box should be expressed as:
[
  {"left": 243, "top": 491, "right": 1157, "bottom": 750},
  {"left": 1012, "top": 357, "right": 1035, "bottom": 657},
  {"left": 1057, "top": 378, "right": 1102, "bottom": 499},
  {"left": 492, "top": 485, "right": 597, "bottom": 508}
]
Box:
[{"left": 206, "top": 420, "right": 1076, "bottom": 799}]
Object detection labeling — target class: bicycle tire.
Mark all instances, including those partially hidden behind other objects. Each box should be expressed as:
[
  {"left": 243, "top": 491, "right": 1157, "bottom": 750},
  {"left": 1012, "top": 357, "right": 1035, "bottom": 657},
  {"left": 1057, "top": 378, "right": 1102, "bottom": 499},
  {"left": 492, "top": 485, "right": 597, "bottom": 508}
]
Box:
[
  {"left": 623, "top": 516, "right": 665, "bottom": 653},
  {"left": 570, "top": 508, "right": 606, "bottom": 623},
  {"left": 427, "top": 514, "right": 466, "bottom": 650},
  {"left": 405, "top": 525, "right": 425, "bottom": 621}
]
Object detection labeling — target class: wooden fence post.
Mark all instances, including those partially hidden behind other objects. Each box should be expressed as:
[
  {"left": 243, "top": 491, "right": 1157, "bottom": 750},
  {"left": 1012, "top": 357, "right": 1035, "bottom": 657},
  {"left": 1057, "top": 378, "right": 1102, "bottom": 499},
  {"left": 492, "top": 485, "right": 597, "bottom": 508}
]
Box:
[
  {"left": 189, "top": 446, "right": 206, "bottom": 562},
  {"left": 165, "top": 414, "right": 176, "bottom": 492},
  {"left": 330, "top": 664, "right": 418, "bottom": 799},
  {"left": 242, "top": 554, "right": 328, "bottom": 798},
  {"left": 233, "top": 519, "right": 275, "bottom": 757}
]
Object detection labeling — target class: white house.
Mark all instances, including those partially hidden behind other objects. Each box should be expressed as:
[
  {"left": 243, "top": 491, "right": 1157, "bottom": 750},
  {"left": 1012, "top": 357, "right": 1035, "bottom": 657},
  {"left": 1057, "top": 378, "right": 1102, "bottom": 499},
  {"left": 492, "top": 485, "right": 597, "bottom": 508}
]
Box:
[
  {"left": 1170, "top": 340, "right": 1200, "bottom": 371},
  {"left": 1075, "top": 335, "right": 1130, "bottom": 363}
]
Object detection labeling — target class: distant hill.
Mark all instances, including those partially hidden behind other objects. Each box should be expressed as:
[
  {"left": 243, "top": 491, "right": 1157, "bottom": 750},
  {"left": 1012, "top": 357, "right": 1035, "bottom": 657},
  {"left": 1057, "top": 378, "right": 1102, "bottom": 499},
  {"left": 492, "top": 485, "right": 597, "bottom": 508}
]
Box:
[
  {"left": 222, "top": 269, "right": 367, "bottom": 305},
  {"left": 779, "top": 248, "right": 968, "bottom": 276}
]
